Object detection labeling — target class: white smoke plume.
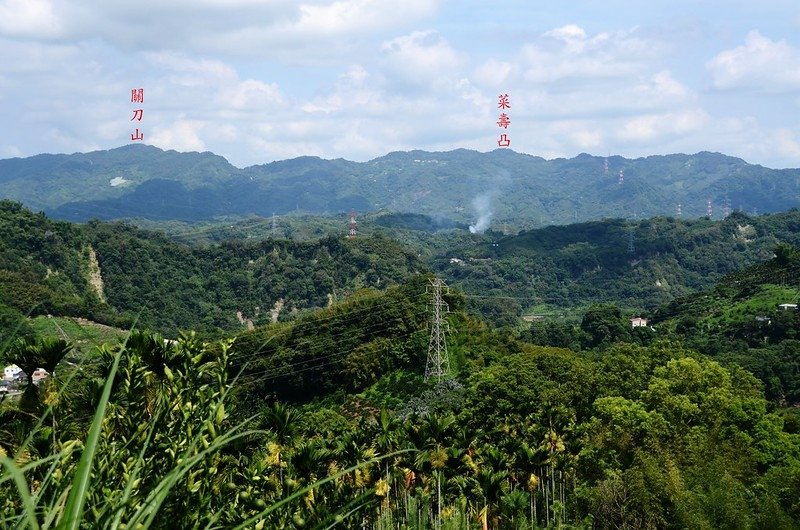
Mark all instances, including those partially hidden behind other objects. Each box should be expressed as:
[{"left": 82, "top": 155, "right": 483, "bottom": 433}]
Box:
[{"left": 468, "top": 191, "right": 497, "bottom": 234}]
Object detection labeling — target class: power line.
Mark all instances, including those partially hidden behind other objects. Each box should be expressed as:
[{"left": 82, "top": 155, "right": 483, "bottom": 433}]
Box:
[
  {"left": 232, "top": 292, "right": 427, "bottom": 347},
  {"left": 230, "top": 308, "right": 427, "bottom": 368},
  {"left": 235, "top": 327, "right": 425, "bottom": 386}
]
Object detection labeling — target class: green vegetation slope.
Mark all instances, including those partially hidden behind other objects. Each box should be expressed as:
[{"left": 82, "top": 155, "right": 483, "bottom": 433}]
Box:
[{"left": 1, "top": 145, "right": 798, "bottom": 226}]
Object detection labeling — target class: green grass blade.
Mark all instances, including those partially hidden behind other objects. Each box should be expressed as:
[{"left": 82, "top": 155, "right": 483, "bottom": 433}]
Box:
[
  {"left": 56, "top": 343, "right": 125, "bottom": 530},
  {"left": 316, "top": 491, "right": 374, "bottom": 530},
  {"left": 107, "top": 408, "right": 166, "bottom": 530},
  {"left": 0, "top": 452, "right": 68, "bottom": 488},
  {"left": 125, "top": 420, "right": 265, "bottom": 528},
  {"left": 42, "top": 489, "right": 71, "bottom": 530},
  {"left": 0, "top": 456, "right": 40, "bottom": 530}
]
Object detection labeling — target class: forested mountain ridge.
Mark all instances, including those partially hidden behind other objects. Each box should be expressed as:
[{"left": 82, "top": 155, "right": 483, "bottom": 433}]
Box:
[
  {"left": 1, "top": 144, "right": 799, "bottom": 226},
  {"left": 6, "top": 199, "right": 800, "bottom": 336},
  {"left": 0, "top": 200, "right": 424, "bottom": 338},
  {"left": 437, "top": 210, "right": 800, "bottom": 320}
]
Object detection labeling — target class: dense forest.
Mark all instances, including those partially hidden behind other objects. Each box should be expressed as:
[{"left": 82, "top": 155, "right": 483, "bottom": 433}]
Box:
[
  {"left": 2, "top": 201, "right": 800, "bottom": 527},
  {"left": 2, "top": 257, "right": 800, "bottom": 527},
  {"left": 0, "top": 201, "right": 422, "bottom": 336},
  {"left": 438, "top": 210, "right": 800, "bottom": 322},
  {"left": 5, "top": 200, "right": 800, "bottom": 337}
]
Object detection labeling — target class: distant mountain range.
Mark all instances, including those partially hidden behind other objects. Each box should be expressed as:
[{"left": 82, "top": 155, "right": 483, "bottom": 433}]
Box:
[{"left": 1, "top": 144, "right": 798, "bottom": 227}]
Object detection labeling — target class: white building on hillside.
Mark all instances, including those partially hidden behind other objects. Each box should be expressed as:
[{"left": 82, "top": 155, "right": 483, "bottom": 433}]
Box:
[
  {"left": 32, "top": 369, "right": 49, "bottom": 384},
  {"left": 4, "top": 364, "right": 22, "bottom": 380}
]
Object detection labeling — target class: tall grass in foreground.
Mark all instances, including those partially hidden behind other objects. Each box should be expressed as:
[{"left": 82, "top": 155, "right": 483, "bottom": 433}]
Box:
[
  {"left": 0, "top": 329, "right": 583, "bottom": 529},
  {"left": 0, "top": 330, "right": 404, "bottom": 529}
]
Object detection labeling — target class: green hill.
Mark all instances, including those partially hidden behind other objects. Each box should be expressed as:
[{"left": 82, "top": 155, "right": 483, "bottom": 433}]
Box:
[
  {"left": 0, "top": 201, "right": 425, "bottom": 339},
  {"left": 435, "top": 210, "right": 800, "bottom": 321},
  {"left": 649, "top": 244, "right": 800, "bottom": 405},
  {"left": 5, "top": 269, "right": 798, "bottom": 528},
  {"left": 6, "top": 198, "right": 800, "bottom": 336},
  {"left": 1, "top": 145, "right": 799, "bottom": 226}
]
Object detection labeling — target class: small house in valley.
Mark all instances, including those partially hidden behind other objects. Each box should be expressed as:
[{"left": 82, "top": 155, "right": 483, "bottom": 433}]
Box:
[
  {"left": 3, "top": 364, "right": 21, "bottom": 381},
  {"left": 630, "top": 317, "right": 648, "bottom": 328}
]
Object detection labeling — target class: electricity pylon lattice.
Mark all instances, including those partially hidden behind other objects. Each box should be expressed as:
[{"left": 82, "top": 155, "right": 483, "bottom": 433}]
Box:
[
  {"left": 425, "top": 278, "right": 450, "bottom": 382},
  {"left": 348, "top": 209, "right": 357, "bottom": 238}
]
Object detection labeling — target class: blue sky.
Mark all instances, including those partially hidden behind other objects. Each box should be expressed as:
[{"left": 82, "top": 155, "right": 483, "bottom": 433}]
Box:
[{"left": 1, "top": 0, "right": 799, "bottom": 168}]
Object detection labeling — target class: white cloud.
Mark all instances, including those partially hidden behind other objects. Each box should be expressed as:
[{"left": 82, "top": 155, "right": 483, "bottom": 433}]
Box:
[
  {"left": 617, "top": 109, "right": 709, "bottom": 142},
  {"left": 0, "top": 144, "right": 22, "bottom": 157},
  {"left": 772, "top": 128, "right": 800, "bottom": 159},
  {"left": 149, "top": 119, "right": 207, "bottom": 152},
  {"left": 687, "top": 116, "right": 800, "bottom": 168},
  {"left": 380, "top": 30, "right": 465, "bottom": 88},
  {"left": 0, "top": 0, "right": 439, "bottom": 60},
  {"left": 571, "top": 130, "right": 603, "bottom": 150},
  {"left": 639, "top": 70, "right": 689, "bottom": 100},
  {"left": 544, "top": 24, "right": 587, "bottom": 43},
  {"left": 0, "top": 39, "right": 80, "bottom": 75},
  {"left": 146, "top": 53, "right": 237, "bottom": 84},
  {"left": 550, "top": 120, "right": 603, "bottom": 149},
  {"left": 144, "top": 53, "right": 286, "bottom": 118},
  {"left": 296, "top": 0, "right": 436, "bottom": 35},
  {"left": 216, "top": 79, "right": 283, "bottom": 110},
  {"left": 301, "top": 65, "right": 377, "bottom": 114},
  {"left": 520, "top": 25, "right": 664, "bottom": 84},
  {"left": 708, "top": 30, "right": 800, "bottom": 91},
  {"left": 455, "top": 78, "right": 492, "bottom": 110},
  {"left": 472, "top": 59, "right": 514, "bottom": 88},
  {"left": 3, "top": 6, "right": 800, "bottom": 171},
  {"left": 0, "top": 0, "right": 61, "bottom": 38}
]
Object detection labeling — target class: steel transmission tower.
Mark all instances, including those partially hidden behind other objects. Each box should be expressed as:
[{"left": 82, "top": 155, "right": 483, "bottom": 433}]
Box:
[
  {"left": 425, "top": 278, "right": 451, "bottom": 382},
  {"left": 348, "top": 209, "right": 357, "bottom": 238}
]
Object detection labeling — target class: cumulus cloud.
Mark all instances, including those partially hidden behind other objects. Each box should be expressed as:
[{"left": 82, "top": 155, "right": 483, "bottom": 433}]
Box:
[
  {"left": 380, "top": 30, "right": 465, "bottom": 88},
  {"left": 708, "top": 30, "right": 800, "bottom": 91},
  {"left": 0, "top": 0, "right": 61, "bottom": 38},
  {"left": 295, "top": 0, "right": 436, "bottom": 35},
  {"left": 301, "top": 65, "right": 380, "bottom": 114},
  {"left": 149, "top": 119, "right": 207, "bottom": 152},
  {"left": 472, "top": 59, "right": 515, "bottom": 88},
  {"left": 0, "top": 0, "right": 439, "bottom": 59},
  {"left": 617, "top": 109, "right": 709, "bottom": 143},
  {"left": 486, "top": 26, "right": 692, "bottom": 127},
  {"left": 520, "top": 25, "right": 664, "bottom": 84},
  {"left": 0, "top": 144, "right": 22, "bottom": 157},
  {"left": 144, "top": 53, "right": 286, "bottom": 118}
]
